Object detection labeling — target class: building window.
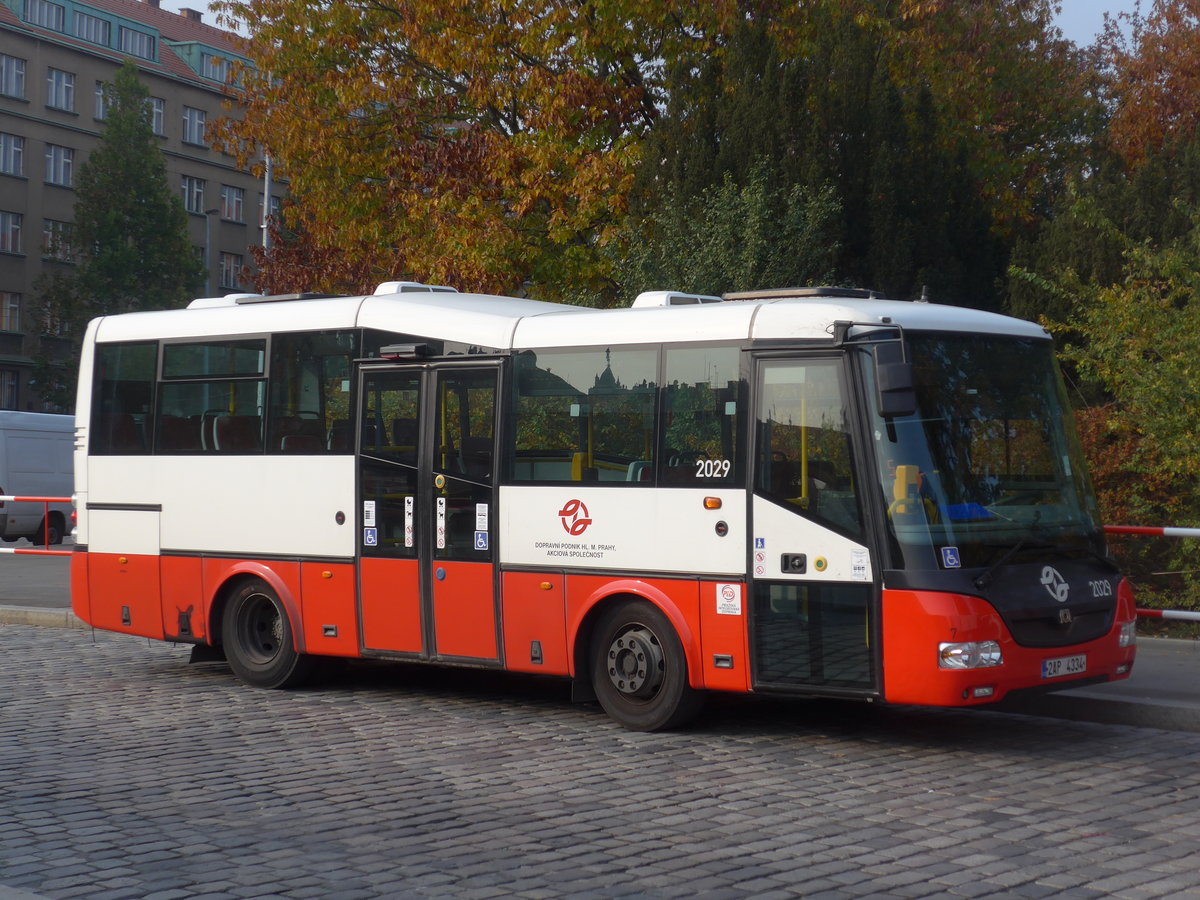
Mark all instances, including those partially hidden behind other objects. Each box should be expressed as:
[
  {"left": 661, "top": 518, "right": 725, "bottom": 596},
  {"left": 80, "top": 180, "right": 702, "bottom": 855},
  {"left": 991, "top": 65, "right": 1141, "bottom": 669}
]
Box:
[
  {"left": 42, "top": 219, "right": 72, "bottom": 261},
  {"left": 0, "top": 133, "right": 23, "bottom": 177},
  {"left": 219, "top": 252, "right": 243, "bottom": 289},
  {"left": 73, "top": 10, "right": 110, "bottom": 44},
  {"left": 95, "top": 80, "right": 109, "bottom": 120},
  {"left": 45, "top": 144, "right": 73, "bottom": 187},
  {"left": 118, "top": 27, "right": 155, "bottom": 60},
  {"left": 0, "top": 292, "right": 20, "bottom": 332},
  {"left": 182, "top": 106, "right": 206, "bottom": 144},
  {"left": 0, "top": 211, "right": 22, "bottom": 253},
  {"left": 26, "top": 0, "right": 65, "bottom": 30},
  {"left": 1, "top": 370, "right": 16, "bottom": 410},
  {"left": 201, "top": 53, "right": 230, "bottom": 82},
  {"left": 0, "top": 55, "right": 25, "bottom": 99},
  {"left": 47, "top": 68, "right": 74, "bottom": 111},
  {"left": 148, "top": 97, "right": 165, "bottom": 135},
  {"left": 181, "top": 175, "right": 205, "bottom": 214},
  {"left": 220, "top": 184, "right": 244, "bottom": 222}
]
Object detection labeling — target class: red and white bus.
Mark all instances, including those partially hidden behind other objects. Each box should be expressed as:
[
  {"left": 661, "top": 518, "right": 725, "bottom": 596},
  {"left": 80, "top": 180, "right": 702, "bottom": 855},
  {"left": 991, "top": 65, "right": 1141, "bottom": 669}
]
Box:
[{"left": 71, "top": 283, "right": 1137, "bottom": 730}]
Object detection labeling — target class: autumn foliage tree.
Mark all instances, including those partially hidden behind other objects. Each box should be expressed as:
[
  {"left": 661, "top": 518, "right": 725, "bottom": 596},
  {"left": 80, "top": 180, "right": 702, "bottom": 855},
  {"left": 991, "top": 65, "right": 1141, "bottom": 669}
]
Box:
[
  {"left": 214, "top": 0, "right": 1090, "bottom": 301},
  {"left": 1101, "top": 0, "right": 1200, "bottom": 167},
  {"left": 213, "top": 0, "right": 742, "bottom": 296}
]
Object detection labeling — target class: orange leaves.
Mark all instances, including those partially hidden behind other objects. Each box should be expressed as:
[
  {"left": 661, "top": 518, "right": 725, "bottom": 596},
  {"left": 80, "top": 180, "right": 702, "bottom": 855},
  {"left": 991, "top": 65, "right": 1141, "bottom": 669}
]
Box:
[
  {"left": 212, "top": 0, "right": 699, "bottom": 296},
  {"left": 1104, "top": 0, "right": 1200, "bottom": 167}
]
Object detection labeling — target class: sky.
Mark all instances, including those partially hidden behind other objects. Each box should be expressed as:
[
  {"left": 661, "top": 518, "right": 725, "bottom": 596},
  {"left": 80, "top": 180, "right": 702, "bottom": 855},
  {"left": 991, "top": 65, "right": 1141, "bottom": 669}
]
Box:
[
  {"left": 1053, "top": 0, "right": 1143, "bottom": 46},
  {"left": 143, "top": 0, "right": 1145, "bottom": 307},
  {"left": 155, "top": 0, "right": 1145, "bottom": 48}
]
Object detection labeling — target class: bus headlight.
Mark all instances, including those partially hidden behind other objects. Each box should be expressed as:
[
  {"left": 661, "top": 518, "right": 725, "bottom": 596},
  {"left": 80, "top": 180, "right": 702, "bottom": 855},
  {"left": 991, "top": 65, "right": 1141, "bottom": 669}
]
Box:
[
  {"left": 938, "top": 641, "right": 1002, "bottom": 669},
  {"left": 1118, "top": 621, "right": 1137, "bottom": 648}
]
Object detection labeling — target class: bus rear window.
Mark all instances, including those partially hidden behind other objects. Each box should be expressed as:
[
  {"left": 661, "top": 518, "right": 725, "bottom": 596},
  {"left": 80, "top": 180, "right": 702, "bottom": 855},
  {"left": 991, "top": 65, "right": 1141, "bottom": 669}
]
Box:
[{"left": 90, "top": 342, "right": 156, "bottom": 455}]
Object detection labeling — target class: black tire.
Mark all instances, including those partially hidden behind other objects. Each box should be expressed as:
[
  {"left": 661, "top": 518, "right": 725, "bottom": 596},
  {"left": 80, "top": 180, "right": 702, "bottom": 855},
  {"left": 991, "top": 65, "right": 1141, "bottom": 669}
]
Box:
[
  {"left": 34, "top": 514, "right": 63, "bottom": 546},
  {"left": 221, "top": 579, "right": 317, "bottom": 688},
  {"left": 590, "top": 599, "right": 704, "bottom": 731}
]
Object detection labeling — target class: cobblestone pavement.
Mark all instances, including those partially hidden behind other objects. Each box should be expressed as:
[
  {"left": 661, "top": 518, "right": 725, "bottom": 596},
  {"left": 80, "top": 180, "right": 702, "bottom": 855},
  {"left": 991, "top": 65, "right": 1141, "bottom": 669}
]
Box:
[{"left": 3, "top": 625, "right": 1200, "bottom": 900}]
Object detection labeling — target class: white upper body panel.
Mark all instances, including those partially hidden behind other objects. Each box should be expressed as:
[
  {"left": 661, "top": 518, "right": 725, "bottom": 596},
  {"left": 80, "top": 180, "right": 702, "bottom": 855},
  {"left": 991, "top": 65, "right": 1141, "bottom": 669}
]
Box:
[{"left": 86, "top": 286, "right": 1050, "bottom": 349}]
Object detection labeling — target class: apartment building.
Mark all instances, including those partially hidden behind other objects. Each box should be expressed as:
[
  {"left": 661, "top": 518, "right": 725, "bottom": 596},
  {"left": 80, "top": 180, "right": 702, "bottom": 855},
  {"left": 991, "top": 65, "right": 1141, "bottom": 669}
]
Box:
[{"left": 0, "top": 0, "right": 281, "bottom": 410}]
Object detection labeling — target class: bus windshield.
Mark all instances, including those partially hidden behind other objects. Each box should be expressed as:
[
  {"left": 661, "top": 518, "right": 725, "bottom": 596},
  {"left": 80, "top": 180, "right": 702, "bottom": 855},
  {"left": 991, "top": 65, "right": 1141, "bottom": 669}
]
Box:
[{"left": 863, "top": 333, "right": 1103, "bottom": 571}]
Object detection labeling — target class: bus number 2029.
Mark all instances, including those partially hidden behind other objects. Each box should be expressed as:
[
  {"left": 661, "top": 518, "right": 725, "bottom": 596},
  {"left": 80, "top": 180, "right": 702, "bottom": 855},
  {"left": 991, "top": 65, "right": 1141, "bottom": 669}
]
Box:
[{"left": 696, "top": 459, "right": 732, "bottom": 478}]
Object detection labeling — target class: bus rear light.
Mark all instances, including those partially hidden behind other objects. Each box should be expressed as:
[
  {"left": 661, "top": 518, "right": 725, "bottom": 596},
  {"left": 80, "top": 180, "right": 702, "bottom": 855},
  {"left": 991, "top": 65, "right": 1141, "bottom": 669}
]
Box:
[
  {"left": 1118, "top": 621, "right": 1137, "bottom": 648},
  {"left": 938, "top": 640, "right": 1002, "bottom": 669}
]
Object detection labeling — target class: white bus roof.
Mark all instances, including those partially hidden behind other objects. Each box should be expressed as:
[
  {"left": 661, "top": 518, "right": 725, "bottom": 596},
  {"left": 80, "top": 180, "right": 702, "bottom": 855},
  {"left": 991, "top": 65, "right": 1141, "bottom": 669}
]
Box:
[{"left": 89, "top": 285, "right": 1049, "bottom": 348}]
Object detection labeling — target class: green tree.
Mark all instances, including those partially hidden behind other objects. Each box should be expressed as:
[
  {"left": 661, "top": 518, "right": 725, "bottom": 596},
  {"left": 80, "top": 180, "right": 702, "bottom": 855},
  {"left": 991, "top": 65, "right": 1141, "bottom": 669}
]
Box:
[
  {"left": 613, "top": 165, "right": 842, "bottom": 300},
  {"left": 628, "top": 18, "right": 1003, "bottom": 307},
  {"left": 1010, "top": 130, "right": 1200, "bottom": 613},
  {"left": 36, "top": 60, "right": 202, "bottom": 407}
]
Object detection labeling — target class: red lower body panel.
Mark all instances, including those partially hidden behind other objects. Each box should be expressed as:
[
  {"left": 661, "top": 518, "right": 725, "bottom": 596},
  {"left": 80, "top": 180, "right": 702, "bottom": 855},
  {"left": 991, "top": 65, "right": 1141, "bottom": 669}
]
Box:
[{"left": 881, "top": 587, "right": 1137, "bottom": 706}]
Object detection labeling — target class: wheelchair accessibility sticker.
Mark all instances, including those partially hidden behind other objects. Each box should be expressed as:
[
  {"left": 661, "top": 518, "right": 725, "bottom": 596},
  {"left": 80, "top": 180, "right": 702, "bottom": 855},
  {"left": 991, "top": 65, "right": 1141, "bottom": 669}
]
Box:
[
  {"left": 474, "top": 531, "right": 489, "bottom": 551},
  {"left": 364, "top": 527, "right": 378, "bottom": 547},
  {"left": 940, "top": 546, "right": 961, "bottom": 569}
]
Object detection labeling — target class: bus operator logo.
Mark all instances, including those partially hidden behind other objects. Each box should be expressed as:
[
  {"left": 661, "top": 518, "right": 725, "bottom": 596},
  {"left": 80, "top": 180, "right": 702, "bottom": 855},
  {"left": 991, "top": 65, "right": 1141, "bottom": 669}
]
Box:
[
  {"left": 559, "top": 499, "right": 592, "bottom": 536},
  {"left": 1041, "top": 565, "right": 1069, "bottom": 603}
]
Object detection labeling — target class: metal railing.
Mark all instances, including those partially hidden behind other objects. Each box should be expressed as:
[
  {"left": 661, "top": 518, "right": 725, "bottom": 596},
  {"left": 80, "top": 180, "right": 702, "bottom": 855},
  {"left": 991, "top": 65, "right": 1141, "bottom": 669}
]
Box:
[
  {"left": 0, "top": 495, "right": 72, "bottom": 556},
  {"left": 1104, "top": 525, "right": 1200, "bottom": 622}
]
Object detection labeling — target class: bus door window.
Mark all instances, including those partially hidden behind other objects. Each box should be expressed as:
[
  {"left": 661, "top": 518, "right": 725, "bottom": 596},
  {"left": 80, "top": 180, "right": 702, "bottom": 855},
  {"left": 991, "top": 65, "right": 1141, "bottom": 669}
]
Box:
[
  {"left": 433, "top": 369, "right": 496, "bottom": 559},
  {"left": 359, "top": 371, "right": 421, "bottom": 556},
  {"left": 755, "top": 359, "right": 862, "bottom": 536}
]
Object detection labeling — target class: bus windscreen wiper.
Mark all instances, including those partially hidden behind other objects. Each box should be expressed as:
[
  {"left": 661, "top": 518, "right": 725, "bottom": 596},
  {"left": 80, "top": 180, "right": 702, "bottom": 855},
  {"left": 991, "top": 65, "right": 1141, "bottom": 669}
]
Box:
[{"left": 973, "top": 512, "right": 1042, "bottom": 590}]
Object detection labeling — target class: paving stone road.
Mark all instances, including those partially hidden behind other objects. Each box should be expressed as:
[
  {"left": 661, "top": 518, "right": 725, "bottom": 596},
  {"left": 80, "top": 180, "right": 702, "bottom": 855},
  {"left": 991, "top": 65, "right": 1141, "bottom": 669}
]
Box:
[{"left": 3, "top": 624, "right": 1200, "bottom": 900}]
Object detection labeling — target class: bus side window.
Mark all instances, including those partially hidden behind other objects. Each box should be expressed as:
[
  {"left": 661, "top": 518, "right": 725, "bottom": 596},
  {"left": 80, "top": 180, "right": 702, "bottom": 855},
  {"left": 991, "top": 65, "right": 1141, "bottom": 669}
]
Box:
[
  {"left": 662, "top": 346, "right": 742, "bottom": 487},
  {"left": 267, "top": 330, "right": 356, "bottom": 454},
  {"left": 510, "top": 347, "right": 657, "bottom": 484},
  {"left": 90, "top": 342, "right": 156, "bottom": 456}
]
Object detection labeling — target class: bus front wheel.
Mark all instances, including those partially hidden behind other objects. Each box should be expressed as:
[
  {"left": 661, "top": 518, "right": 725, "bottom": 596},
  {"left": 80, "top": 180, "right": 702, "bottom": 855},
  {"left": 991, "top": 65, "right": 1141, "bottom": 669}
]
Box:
[
  {"left": 590, "top": 599, "right": 703, "bottom": 731},
  {"left": 222, "top": 579, "right": 316, "bottom": 689}
]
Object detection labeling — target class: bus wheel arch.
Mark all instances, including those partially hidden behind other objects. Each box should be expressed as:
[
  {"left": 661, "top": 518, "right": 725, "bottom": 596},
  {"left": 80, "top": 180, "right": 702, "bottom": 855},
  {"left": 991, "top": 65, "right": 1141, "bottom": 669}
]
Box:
[
  {"left": 575, "top": 592, "right": 704, "bottom": 731},
  {"left": 210, "top": 571, "right": 315, "bottom": 689}
]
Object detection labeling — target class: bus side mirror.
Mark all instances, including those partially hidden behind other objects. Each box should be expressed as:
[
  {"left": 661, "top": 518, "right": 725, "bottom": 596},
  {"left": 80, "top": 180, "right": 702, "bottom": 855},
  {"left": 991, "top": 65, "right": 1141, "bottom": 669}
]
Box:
[{"left": 874, "top": 343, "right": 916, "bottom": 418}]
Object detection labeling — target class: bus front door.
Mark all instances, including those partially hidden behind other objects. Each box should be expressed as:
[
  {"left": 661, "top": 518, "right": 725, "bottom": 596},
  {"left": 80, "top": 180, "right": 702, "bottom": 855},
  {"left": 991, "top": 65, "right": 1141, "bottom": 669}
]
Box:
[{"left": 356, "top": 363, "right": 500, "bottom": 663}]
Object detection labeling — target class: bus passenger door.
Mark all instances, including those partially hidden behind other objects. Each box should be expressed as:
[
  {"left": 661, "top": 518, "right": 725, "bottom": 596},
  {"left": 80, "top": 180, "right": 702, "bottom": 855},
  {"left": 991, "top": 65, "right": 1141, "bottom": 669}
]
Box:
[
  {"left": 358, "top": 368, "right": 424, "bottom": 653},
  {"left": 357, "top": 363, "right": 500, "bottom": 662},
  {"left": 749, "top": 355, "right": 879, "bottom": 694}
]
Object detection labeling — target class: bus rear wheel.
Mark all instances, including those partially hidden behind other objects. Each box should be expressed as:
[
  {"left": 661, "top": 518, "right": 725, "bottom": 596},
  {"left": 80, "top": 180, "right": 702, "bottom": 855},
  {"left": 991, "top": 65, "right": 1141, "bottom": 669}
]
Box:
[
  {"left": 222, "top": 579, "right": 316, "bottom": 689},
  {"left": 590, "top": 599, "right": 703, "bottom": 731}
]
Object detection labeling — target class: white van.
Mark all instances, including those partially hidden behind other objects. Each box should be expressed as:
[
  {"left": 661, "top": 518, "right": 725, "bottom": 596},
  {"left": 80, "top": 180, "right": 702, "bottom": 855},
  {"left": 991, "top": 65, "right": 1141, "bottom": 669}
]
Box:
[{"left": 0, "top": 411, "right": 74, "bottom": 545}]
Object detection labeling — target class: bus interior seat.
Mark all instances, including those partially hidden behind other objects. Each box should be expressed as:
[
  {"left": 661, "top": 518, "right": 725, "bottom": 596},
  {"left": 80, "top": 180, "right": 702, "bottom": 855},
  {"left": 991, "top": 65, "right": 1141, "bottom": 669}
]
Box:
[
  {"left": 280, "top": 433, "right": 322, "bottom": 453},
  {"left": 159, "top": 414, "right": 200, "bottom": 451},
  {"left": 626, "top": 461, "right": 652, "bottom": 482},
  {"left": 461, "top": 436, "right": 492, "bottom": 481},
  {"left": 329, "top": 419, "right": 376, "bottom": 451},
  {"left": 214, "top": 414, "right": 262, "bottom": 452},
  {"left": 99, "top": 413, "right": 144, "bottom": 452},
  {"left": 392, "top": 418, "right": 418, "bottom": 446}
]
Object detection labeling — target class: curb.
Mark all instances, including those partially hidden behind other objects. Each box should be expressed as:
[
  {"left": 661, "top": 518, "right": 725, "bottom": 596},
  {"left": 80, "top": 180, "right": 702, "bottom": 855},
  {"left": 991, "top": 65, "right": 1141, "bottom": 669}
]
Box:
[{"left": 0, "top": 604, "right": 87, "bottom": 629}]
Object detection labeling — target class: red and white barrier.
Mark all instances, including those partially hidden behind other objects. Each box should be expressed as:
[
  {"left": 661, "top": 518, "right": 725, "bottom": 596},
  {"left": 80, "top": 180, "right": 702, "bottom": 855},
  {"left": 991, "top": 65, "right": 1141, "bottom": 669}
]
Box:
[
  {"left": 0, "top": 495, "right": 71, "bottom": 556},
  {"left": 1104, "top": 525, "right": 1200, "bottom": 539},
  {"left": 1105, "top": 524, "right": 1200, "bottom": 621}
]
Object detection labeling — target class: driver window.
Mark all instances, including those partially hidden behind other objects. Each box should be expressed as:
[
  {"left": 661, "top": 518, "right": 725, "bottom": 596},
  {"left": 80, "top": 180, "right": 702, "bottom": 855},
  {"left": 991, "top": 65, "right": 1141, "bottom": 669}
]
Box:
[{"left": 755, "top": 359, "right": 862, "bottom": 536}]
